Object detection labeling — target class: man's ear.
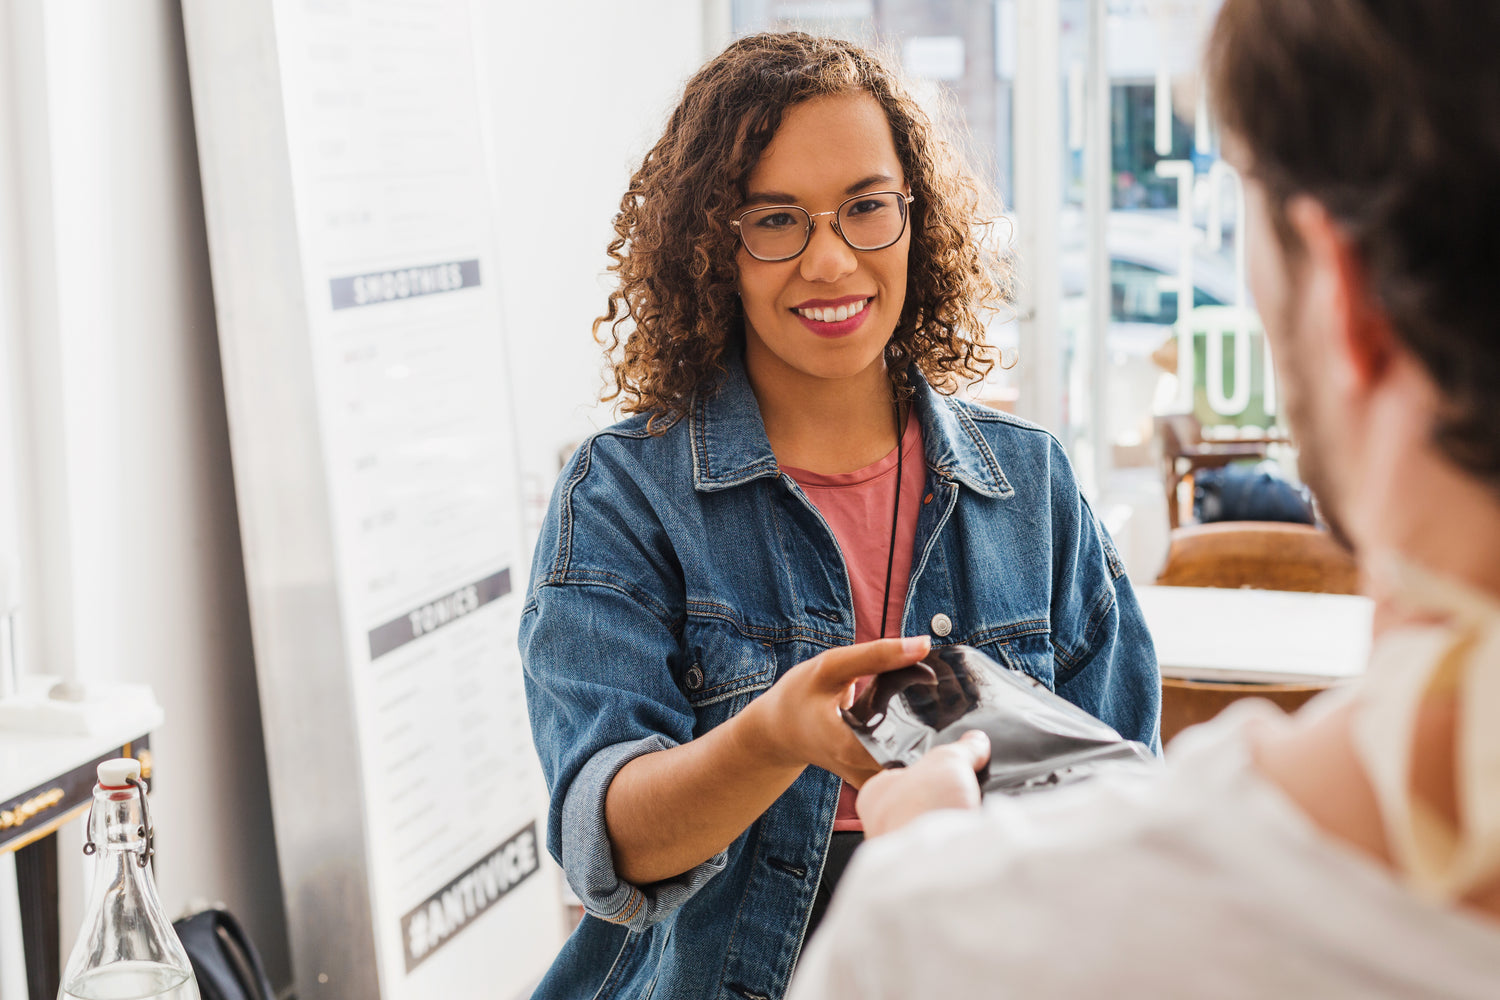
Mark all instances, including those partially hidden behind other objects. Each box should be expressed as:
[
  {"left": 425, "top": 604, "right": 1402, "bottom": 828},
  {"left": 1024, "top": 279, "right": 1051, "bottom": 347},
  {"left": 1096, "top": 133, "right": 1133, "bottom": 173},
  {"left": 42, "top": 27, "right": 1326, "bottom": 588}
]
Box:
[{"left": 1284, "top": 195, "right": 1398, "bottom": 389}]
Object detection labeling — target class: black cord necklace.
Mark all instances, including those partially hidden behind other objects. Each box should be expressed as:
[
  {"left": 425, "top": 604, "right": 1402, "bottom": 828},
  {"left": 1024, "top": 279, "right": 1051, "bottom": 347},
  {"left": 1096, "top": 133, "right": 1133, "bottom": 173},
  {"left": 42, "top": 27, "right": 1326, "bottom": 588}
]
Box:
[{"left": 878, "top": 400, "right": 906, "bottom": 640}]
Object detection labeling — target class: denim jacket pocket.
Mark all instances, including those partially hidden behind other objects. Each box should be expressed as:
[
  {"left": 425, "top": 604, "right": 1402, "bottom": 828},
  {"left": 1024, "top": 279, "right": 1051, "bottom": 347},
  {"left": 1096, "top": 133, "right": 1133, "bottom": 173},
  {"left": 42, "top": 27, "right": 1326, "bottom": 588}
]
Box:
[
  {"left": 977, "top": 631, "right": 1057, "bottom": 691},
  {"left": 678, "top": 607, "right": 779, "bottom": 731}
]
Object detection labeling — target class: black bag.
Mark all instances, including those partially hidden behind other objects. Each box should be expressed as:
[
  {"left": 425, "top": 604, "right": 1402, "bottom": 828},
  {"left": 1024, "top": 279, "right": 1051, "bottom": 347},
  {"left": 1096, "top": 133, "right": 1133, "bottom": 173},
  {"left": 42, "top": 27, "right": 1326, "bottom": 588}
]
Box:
[
  {"left": 172, "top": 908, "right": 277, "bottom": 1000},
  {"left": 1193, "top": 461, "right": 1316, "bottom": 525}
]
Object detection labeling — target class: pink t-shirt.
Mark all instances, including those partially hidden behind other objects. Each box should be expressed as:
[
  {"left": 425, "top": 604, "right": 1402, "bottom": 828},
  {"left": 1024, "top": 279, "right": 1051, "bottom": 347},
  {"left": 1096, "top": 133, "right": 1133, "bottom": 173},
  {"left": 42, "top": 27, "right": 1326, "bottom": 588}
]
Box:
[{"left": 784, "top": 415, "right": 925, "bottom": 831}]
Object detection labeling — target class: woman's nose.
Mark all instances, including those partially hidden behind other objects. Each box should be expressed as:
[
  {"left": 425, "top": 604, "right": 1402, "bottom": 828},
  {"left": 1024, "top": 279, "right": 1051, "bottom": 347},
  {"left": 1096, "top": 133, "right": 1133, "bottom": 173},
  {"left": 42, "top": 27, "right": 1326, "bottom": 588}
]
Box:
[{"left": 798, "top": 220, "right": 858, "bottom": 283}]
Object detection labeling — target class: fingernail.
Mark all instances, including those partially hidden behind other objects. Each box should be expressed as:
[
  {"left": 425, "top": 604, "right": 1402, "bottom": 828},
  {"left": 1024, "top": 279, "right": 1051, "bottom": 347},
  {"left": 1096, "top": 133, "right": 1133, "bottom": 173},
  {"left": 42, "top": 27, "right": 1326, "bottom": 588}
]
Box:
[{"left": 902, "top": 635, "right": 930, "bottom": 655}]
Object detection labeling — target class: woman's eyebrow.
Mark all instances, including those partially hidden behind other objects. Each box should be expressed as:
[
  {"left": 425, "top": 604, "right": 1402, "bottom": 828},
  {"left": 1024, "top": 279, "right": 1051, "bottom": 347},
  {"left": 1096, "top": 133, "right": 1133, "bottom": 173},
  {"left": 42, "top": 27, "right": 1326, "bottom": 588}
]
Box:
[
  {"left": 845, "top": 173, "right": 897, "bottom": 194},
  {"left": 740, "top": 173, "right": 901, "bottom": 209},
  {"left": 741, "top": 190, "right": 799, "bottom": 208}
]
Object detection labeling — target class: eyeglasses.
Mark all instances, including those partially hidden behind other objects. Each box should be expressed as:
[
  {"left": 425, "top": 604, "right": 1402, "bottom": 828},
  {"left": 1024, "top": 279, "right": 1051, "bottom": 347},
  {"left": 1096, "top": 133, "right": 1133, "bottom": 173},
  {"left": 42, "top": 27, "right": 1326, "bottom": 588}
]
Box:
[{"left": 730, "top": 191, "right": 915, "bottom": 262}]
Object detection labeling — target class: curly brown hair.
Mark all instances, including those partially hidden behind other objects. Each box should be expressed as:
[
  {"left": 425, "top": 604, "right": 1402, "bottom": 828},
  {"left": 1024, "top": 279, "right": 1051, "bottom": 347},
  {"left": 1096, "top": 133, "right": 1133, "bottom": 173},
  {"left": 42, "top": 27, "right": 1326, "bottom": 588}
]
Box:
[{"left": 594, "top": 31, "right": 1013, "bottom": 428}]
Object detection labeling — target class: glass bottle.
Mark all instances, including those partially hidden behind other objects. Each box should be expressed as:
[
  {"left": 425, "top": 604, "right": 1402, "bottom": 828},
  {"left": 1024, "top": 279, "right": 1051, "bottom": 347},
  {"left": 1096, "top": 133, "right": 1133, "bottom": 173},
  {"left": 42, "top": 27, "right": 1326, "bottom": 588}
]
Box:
[{"left": 58, "top": 758, "right": 200, "bottom": 1000}]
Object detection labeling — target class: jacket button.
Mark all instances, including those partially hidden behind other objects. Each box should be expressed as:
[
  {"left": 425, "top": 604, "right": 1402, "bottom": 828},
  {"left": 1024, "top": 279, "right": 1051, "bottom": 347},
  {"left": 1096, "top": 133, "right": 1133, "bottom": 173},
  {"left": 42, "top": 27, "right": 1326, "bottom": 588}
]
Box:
[
  {"left": 684, "top": 665, "right": 705, "bottom": 691},
  {"left": 930, "top": 613, "right": 953, "bottom": 637}
]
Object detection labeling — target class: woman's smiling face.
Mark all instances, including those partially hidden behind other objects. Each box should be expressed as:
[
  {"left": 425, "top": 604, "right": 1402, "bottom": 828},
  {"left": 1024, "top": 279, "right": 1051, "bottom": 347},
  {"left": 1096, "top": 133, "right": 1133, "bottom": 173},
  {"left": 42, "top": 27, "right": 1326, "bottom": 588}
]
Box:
[{"left": 735, "top": 91, "right": 911, "bottom": 390}]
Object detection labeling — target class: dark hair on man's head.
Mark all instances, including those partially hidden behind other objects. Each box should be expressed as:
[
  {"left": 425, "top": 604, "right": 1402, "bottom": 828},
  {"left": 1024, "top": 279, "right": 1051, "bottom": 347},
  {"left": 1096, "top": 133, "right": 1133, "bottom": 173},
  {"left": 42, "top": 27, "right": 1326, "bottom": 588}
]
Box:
[
  {"left": 1208, "top": 0, "right": 1500, "bottom": 490},
  {"left": 595, "top": 31, "right": 1011, "bottom": 427}
]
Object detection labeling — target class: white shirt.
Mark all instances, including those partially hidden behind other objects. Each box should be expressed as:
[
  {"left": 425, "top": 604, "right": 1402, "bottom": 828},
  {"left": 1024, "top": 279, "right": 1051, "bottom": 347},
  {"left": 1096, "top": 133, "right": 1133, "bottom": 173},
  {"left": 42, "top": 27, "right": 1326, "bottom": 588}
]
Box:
[{"left": 789, "top": 702, "right": 1500, "bottom": 999}]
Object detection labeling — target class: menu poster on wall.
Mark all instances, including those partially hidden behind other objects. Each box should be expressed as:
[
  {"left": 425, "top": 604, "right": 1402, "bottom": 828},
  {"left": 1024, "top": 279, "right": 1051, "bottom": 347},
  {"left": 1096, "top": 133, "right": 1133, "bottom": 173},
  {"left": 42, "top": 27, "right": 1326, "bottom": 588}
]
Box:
[{"left": 183, "top": 0, "right": 562, "bottom": 996}]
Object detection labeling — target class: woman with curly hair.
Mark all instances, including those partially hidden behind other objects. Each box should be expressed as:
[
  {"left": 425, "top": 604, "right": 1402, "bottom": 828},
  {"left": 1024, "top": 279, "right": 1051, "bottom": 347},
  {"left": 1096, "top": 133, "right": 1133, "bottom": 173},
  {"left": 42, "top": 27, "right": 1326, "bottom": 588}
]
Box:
[{"left": 520, "top": 31, "right": 1158, "bottom": 1000}]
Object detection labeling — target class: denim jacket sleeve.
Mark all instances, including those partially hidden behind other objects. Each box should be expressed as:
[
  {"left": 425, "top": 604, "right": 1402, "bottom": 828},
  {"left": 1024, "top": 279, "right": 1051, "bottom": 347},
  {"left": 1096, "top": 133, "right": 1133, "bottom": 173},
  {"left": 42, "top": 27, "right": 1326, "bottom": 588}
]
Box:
[
  {"left": 1043, "top": 438, "right": 1162, "bottom": 752},
  {"left": 519, "top": 439, "right": 728, "bottom": 931}
]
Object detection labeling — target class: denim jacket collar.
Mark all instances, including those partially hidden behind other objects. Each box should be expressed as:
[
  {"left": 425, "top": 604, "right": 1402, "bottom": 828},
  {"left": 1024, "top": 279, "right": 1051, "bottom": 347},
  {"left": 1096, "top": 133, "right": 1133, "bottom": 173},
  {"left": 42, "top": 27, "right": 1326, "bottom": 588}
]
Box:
[{"left": 689, "top": 353, "right": 1013, "bottom": 499}]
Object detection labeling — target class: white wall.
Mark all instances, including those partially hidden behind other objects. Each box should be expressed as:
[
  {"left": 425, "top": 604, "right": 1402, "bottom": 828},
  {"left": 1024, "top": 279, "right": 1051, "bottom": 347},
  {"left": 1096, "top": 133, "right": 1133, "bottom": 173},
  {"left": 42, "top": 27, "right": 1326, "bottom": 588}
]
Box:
[
  {"left": 1, "top": 0, "right": 715, "bottom": 994},
  {"left": 482, "top": 2, "right": 718, "bottom": 523},
  {"left": 2, "top": 0, "right": 292, "bottom": 986}
]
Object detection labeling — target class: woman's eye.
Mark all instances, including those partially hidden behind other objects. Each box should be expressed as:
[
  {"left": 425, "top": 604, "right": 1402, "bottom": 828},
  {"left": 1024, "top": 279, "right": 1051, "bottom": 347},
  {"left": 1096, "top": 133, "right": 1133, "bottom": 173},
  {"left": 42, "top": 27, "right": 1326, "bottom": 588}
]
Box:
[
  {"left": 846, "top": 198, "right": 888, "bottom": 217},
  {"left": 754, "top": 211, "right": 800, "bottom": 229}
]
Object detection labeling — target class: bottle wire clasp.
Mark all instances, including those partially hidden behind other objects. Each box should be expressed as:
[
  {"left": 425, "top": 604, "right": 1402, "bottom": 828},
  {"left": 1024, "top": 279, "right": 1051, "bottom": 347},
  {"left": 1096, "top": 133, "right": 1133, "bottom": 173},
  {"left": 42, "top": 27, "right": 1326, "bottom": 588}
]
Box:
[{"left": 81, "top": 774, "right": 156, "bottom": 868}]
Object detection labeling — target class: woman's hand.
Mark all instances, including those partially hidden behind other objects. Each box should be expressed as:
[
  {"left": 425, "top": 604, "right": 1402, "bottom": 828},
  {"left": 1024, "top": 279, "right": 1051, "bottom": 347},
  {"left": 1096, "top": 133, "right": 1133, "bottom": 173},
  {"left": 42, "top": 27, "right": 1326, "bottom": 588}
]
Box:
[
  {"left": 605, "top": 635, "right": 933, "bottom": 884},
  {"left": 739, "top": 635, "right": 932, "bottom": 787},
  {"left": 856, "top": 729, "right": 990, "bottom": 838}
]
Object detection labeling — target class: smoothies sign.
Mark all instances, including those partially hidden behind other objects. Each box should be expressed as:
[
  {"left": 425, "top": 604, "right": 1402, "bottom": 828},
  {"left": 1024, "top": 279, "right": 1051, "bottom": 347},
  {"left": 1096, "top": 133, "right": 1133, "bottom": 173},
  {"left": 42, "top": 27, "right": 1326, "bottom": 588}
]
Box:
[{"left": 183, "top": 0, "right": 561, "bottom": 996}]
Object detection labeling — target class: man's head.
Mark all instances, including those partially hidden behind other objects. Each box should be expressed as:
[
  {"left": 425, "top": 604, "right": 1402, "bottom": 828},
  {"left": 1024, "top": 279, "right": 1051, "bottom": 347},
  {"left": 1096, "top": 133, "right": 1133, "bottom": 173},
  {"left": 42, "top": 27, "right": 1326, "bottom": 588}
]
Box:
[{"left": 1208, "top": 0, "right": 1500, "bottom": 553}]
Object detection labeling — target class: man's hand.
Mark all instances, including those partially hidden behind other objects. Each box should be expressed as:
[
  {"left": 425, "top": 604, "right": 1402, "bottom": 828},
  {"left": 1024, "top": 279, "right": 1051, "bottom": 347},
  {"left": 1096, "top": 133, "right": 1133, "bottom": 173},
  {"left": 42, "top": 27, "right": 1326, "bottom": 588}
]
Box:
[{"left": 856, "top": 730, "right": 990, "bottom": 838}]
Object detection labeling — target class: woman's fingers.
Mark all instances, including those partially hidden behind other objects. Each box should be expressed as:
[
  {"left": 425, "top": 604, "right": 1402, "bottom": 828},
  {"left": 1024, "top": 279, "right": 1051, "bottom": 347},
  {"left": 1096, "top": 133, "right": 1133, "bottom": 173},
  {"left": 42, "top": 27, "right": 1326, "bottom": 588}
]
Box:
[
  {"left": 813, "top": 635, "right": 931, "bottom": 688},
  {"left": 746, "top": 637, "right": 935, "bottom": 777}
]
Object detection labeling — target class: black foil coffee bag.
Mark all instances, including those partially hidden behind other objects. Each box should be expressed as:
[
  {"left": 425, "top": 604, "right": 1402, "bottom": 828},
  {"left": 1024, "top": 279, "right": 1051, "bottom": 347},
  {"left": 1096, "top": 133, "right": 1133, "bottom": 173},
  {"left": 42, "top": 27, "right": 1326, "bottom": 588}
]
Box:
[{"left": 843, "top": 643, "right": 1156, "bottom": 795}]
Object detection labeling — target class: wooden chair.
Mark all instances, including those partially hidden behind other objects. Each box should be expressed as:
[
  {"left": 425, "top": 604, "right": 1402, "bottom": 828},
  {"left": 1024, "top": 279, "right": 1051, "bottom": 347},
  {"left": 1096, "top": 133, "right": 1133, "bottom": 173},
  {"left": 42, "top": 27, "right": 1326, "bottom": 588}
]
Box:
[
  {"left": 1155, "top": 521, "right": 1361, "bottom": 745},
  {"left": 1155, "top": 521, "right": 1360, "bottom": 595},
  {"left": 1156, "top": 413, "right": 1287, "bottom": 528}
]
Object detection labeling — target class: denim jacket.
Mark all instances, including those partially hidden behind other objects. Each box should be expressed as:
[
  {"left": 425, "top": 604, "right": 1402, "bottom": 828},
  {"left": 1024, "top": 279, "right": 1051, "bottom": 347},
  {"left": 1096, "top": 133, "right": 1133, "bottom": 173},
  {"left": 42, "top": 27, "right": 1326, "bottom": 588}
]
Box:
[{"left": 520, "top": 357, "right": 1159, "bottom": 1000}]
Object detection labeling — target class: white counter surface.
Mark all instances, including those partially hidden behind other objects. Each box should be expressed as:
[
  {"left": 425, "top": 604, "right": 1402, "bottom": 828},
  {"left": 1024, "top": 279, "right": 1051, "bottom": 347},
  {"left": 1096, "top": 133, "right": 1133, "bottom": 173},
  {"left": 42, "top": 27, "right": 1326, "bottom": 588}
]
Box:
[
  {"left": 0, "top": 678, "right": 162, "bottom": 805},
  {"left": 1136, "top": 585, "right": 1374, "bottom": 684}
]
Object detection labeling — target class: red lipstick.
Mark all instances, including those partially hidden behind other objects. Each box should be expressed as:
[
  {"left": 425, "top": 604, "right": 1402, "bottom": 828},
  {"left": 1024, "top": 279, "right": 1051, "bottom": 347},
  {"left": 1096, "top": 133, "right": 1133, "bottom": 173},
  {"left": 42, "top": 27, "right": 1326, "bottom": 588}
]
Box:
[{"left": 790, "top": 295, "right": 874, "bottom": 339}]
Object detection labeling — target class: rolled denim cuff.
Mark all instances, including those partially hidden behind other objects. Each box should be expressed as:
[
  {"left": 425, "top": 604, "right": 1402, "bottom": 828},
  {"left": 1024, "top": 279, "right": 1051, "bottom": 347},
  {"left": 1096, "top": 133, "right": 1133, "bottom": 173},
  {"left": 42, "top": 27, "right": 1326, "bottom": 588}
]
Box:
[{"left": 561, "top": 734, "right": 730, "bottom": 930}]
